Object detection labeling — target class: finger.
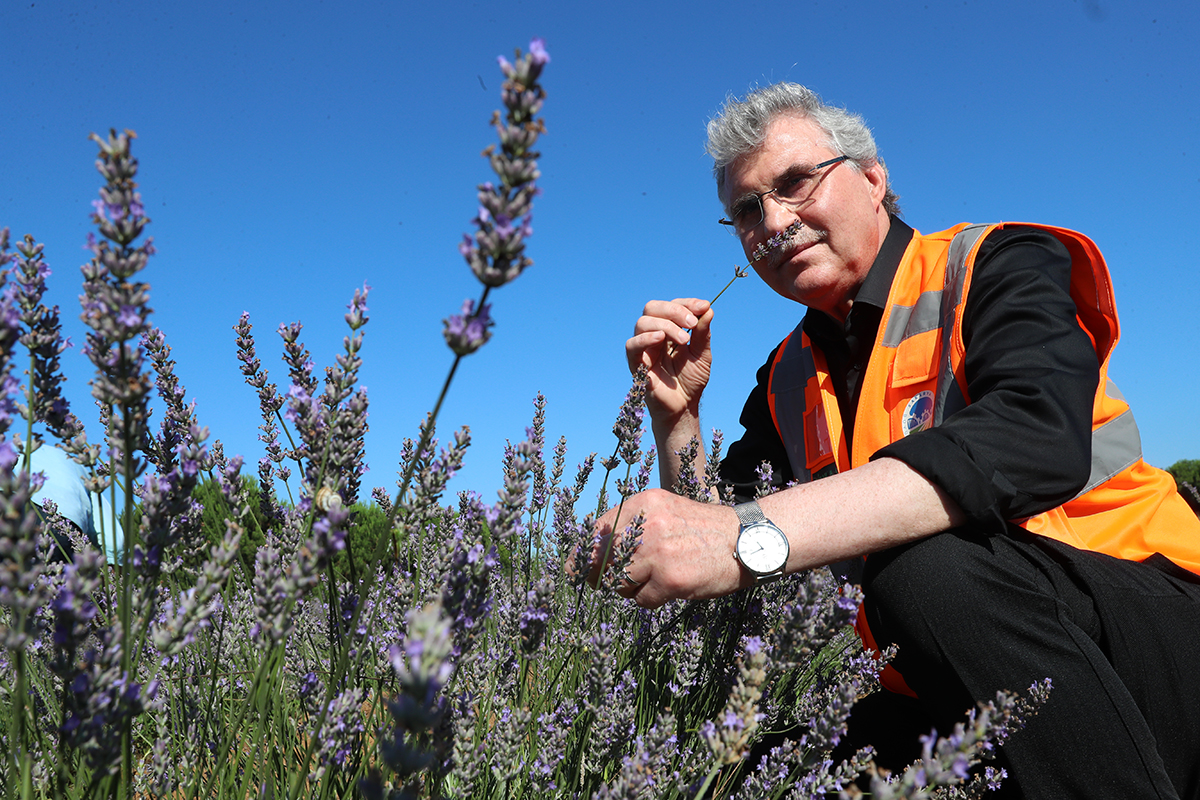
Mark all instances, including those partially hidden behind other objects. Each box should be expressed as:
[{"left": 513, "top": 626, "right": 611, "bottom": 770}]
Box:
[
  {"left": 641, "top": 299, "right": 703, "bottom": 333},
  {"left": 585, "top": 529, "right": 608, "bottom": 588},
  {"left": 685, "top": 305, "right": 715, "bottom": 353},
  {"left": 615, "top": 563, "right": 645, "bottom": 598},
  {"left": 585, "top": 506, "right": 621, "bottom": 588},
  {"left": 633, "top": 316, "right": 692, "bottom": 351},
  {"left": 668, "top": 297, "right": 712, "bottom": 321},
  {"left": 689, "top": 303, "right": 715, "bottom": 332},
  {"left": 625, "top": 330, "right": 670, "bottom": 373}
]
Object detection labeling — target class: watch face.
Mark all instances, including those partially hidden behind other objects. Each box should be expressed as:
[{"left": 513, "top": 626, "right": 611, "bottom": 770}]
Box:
[{"left": 736, "top": 522, "right": 789, "bottom": 575}]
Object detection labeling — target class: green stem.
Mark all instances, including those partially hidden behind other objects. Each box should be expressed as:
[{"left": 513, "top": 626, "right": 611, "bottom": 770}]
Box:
[
  {"left": 271, "top": 404, "right": 301, "bottom": 506},
  {"left": 708, "top": 271, "right": 744, "bottom": 307},
  {"left": 191, "top": 645, "right": 283, "bottom": 800},
  {"left": 116, "top": 394, "right": 139, "bottom": 795},
  {"left": 693, "top": 763, "right": 724, "bottom": 800}
]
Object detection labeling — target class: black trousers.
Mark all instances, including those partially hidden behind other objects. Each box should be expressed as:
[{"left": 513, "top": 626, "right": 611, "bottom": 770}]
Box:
[{"left": 845, "top": 527, "right": 1200, "bottom": 799}]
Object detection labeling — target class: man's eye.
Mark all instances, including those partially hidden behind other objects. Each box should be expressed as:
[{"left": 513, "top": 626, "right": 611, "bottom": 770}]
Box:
[
  {"left": 732, "top": 200, "right": 759, "bottom": 224},
  {"left": 777, "top": 174, "right": 813, "bottom": 200}
]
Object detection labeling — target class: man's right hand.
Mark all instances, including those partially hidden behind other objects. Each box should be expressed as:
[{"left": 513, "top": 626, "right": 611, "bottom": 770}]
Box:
[{"left": 625, "top": 298, "right": 714, "bottom": 427}]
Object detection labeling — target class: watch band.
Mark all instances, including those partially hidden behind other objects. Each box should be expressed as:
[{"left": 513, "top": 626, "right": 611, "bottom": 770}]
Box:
[{"left": 734, "top": 500, "right": 767, "bottom": 527}]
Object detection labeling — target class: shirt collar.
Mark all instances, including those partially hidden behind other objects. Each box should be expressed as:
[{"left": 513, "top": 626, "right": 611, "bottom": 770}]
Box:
[
  {"left": 803, "top": 215, "right": 914, "bottom": 336},
  {"left": 853, "top": 214, "right": 914, "bottom": 311}
]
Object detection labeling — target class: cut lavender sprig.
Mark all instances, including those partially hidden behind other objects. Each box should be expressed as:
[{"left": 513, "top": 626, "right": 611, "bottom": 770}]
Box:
[{"left": 708, "top": 220, "right": 804, "bottom": 307}]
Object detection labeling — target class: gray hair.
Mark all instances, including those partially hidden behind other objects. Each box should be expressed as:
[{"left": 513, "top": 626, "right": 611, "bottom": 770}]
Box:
[{"left": 706, "top": 82, "right": 900, "bottom": 216}]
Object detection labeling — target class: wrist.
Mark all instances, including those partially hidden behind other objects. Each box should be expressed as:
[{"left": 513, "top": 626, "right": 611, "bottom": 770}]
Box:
[
  {"left": 651, "top": 404, "right": 701, "bottom": 444},
  {"left": 733, "top": 500, "right": 789, "bottom": 582}
]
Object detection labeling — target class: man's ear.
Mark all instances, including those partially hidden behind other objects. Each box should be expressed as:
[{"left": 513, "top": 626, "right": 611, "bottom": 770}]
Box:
[{"left": 863, "top": 159, "right": 889, "bottom": 208}]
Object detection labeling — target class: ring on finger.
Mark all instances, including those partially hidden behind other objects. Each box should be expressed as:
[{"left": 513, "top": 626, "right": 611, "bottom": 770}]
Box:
[{"left": 621, "top": 566, "right": 643, "bottom": 587}]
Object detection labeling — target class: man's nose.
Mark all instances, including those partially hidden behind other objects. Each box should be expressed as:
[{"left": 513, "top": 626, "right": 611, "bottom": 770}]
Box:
[{"left": 760, "top": 192, "right": 799, "bottom": 233}]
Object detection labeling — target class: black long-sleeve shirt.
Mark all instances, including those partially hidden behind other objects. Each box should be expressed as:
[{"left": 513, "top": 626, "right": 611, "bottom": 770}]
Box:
[{"left": 718, "top": 217, "right": 1100, "bottom": 534}]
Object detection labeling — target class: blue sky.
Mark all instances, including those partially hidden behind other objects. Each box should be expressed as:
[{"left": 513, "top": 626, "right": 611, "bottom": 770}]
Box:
[{"left": 3, "top": 0, "right": 1198, "bottom": 505}]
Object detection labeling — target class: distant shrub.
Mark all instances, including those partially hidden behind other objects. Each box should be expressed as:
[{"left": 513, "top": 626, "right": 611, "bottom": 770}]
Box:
[{"left": 1167, "top": 459, "right": 1200, "bottom": 490}]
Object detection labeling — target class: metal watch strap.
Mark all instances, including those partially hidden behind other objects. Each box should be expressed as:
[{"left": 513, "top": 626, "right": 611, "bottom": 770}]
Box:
[{"left": 734, "top": 500, "right": 767, "bottom": 527}]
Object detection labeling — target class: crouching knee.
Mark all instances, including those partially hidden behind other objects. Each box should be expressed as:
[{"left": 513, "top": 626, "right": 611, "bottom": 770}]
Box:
[{"left": 861, "top": 528, "right": 1023, "bottom": 663}]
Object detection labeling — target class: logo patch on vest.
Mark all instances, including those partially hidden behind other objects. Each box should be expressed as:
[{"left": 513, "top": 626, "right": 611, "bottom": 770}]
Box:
[{"left": 902, "top": 391, "right": 934, "bottom": 436}]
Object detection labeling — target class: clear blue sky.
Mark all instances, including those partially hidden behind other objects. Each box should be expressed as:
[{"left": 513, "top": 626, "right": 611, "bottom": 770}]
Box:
[{"left": 4, "top": 0, "right": 1198, "bottom": 505}]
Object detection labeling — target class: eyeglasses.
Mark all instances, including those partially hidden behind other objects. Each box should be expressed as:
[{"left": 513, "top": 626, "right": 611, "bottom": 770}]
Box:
[{"left": 719, "top": 155, "right": 850, "bottom": 235}]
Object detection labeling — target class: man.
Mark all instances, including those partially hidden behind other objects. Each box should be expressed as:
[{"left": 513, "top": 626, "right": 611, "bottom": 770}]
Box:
[{"left": 591, "top": 83, "right": 1200, "bottom": 798}]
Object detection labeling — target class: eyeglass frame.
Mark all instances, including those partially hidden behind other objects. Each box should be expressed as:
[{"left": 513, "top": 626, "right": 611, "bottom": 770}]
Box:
[{"left": 718, "top": 155, "right": 851, "bottom": 235}]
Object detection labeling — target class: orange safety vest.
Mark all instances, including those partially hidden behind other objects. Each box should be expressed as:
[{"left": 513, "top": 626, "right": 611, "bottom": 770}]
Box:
[{"left": 765, "top": 222, "right": 1200, "bottom": 694}]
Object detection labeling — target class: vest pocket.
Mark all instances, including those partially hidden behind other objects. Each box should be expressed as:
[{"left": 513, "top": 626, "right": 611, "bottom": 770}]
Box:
[{"left": 889, "top": 328, "right": 940, "bottom": 388}]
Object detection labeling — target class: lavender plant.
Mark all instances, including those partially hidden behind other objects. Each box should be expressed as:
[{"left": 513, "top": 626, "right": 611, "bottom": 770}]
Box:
[{"left": 0, "top": 37, "right": 1052, "bottom": 800}]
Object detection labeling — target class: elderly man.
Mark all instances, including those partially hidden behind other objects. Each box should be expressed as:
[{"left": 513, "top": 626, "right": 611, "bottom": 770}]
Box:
[{"left": 594, "top": 83, "right": 1200, "bottom": 798}]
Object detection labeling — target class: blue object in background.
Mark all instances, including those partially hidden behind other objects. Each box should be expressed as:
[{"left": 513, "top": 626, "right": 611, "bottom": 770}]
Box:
[{"left": 25, "top": 444, "right": 125, "bottom": 563}]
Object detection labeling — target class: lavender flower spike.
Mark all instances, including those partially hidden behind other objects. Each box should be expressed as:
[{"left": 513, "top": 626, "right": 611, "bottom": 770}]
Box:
[
  {"left": 443, "top": 298, "right": 493, "bottom": 355},
  {"left": 460, "top": 38, "right": 549, "bottom": 288},
  {"left": 703, "top": 637, "right": 768, "bottom": 765},
  {"left": 373, "top": 601, "right": 456, "bottom": 783}
]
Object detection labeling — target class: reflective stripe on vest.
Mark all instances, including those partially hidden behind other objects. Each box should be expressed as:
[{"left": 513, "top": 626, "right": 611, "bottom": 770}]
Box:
[
  {"left": 768, "top": 332, "right": 818, "bottom": 483},
  {"left": 1081, "top": 381, "right": 1142, "bottom": 497},
  {"left": 933, "top": 224, "right": 989, "bottom": 427},
  {"left": 934, "top": 226, "right": 1141, "bottom": 500}
]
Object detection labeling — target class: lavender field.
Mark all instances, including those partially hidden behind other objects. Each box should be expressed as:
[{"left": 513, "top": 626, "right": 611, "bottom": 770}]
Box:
[{"left": 0, "top": 40, "right": 1044, "bottom": 799}]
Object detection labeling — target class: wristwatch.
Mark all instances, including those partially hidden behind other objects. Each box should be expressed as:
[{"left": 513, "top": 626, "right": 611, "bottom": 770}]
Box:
[{"left": 733, "top": 500, "right": 789, "bottom": 582}]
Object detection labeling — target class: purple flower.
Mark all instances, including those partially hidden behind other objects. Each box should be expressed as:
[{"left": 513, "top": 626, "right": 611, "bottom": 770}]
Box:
[
  {"left": 613, "top": 367, "right": 648, "bottom": 466},
  {"left": 518, "top": 577, "right": 554, "bottom": 655},
  {"left": 345, "top": 281, "right": 370, "bottom": 330},
  {"left": 282, "top": 383, "right": 314, "bottom": 423},
  {"left": 0, "top": 441, "right": 16, "bottom": 472},
  {"left": 443, "top": 298, "right": 493, "bottom": 356},
  {"left": 529, "top": 38, "right": 550, "bottom": 66},
  {"left": 460, "top": 39, "right": 547, "bottom": 289},
  {"left": 493, "top": 214, "right": 515, "bottom": 238}
]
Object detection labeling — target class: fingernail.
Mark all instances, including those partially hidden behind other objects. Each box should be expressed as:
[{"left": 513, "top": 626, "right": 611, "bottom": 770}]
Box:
[{"left": 685, "top": 314, "right": 698, "bottom": 327}]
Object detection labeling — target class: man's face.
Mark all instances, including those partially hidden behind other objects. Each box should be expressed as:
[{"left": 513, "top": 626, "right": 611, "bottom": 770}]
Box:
[{"left": 724, "top": 114, "right": 890, "bottom": 321}]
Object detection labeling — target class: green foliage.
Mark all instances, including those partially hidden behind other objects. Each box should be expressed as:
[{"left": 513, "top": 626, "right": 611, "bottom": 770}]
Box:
[
  {"left": 335, "top": 502, "right": 395, "bottom": 580},
  {"left": 1167, "top": 459, "right": 1200, "bottom": 489},
  {"left": 192, "top": 474, "right": 269, "bottom": 564}
]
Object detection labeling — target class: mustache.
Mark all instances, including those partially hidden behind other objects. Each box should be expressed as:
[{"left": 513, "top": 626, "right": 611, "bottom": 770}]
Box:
[{"left": 764, "top": 226, "right": 827, "bottom": 267}]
